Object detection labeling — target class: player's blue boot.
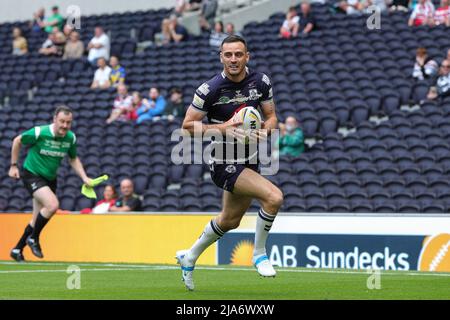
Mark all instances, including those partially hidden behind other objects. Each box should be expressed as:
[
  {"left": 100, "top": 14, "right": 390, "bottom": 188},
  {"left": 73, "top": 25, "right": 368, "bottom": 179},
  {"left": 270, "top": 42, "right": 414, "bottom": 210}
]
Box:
[
  {"left": 175, "top": 250, "right": 195, "bottom": 291},
  {"left": 253, "top": 254, "right": 276, "bottom": 277}
]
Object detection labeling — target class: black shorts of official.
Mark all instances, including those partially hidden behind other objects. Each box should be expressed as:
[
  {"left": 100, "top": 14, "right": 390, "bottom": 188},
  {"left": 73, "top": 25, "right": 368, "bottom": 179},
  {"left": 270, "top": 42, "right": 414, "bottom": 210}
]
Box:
[
  {"left": 22, "top": 169, "right": 57, "bottom": 196},
  {"left": 209, "top": 162, "right": 259, "bottom": 193}
]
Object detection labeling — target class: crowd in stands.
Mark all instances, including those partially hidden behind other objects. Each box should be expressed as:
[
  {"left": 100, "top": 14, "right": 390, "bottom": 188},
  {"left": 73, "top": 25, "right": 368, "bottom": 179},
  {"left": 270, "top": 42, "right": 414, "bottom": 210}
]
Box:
[
  {"left": 408, "top": 0, "right": 450, "bottom": 26},
  {"left": 279, "top": 3, "right": 316, "bottom": 39},
  {"left": 412, "top": 46, "right": 450, "bottom": 103},
  {"left": 333, "top": 0, "right": 449, "bottom": 21}
]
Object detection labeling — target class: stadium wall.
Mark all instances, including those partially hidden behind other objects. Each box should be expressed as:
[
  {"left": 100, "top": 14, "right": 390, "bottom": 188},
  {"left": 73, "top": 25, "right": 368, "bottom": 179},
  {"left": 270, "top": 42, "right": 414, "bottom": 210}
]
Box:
[
  {"left": 0, "top": 0, "right": 175, "bottom": 24},
  {"left": 0, "top": 213, "right": 216, "bottom": 265},
  {"left": 0, "top": 213, "right": 449, "bottom": 272}
]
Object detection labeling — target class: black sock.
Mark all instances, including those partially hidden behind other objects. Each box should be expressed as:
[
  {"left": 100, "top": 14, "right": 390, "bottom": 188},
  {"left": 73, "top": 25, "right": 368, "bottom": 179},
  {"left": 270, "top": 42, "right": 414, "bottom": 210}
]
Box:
[
  {"left": 30, "top": 212, "right": 49, "bottom": 242},
  {"left": 15, "top": 224, "right": 34, "bottom": 250}
]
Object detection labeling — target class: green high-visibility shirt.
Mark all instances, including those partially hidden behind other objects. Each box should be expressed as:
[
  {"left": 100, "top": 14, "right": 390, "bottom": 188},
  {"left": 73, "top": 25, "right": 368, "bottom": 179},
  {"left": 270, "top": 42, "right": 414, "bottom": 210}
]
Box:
[
  {"left": 21, "top": 124, "right": 77, "bottom": 181},
  {"left": 278, "top": 128, "right": 305, "bottom": 157},
  {"left": 44, "top": 13, "right": 64, "bottom": 33}
]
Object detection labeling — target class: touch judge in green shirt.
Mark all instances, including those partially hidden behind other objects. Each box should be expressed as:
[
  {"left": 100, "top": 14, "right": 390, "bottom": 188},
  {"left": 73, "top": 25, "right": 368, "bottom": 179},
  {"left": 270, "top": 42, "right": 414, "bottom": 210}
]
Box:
[{"left": 8, "top": 105, "right": 93, "bottom": 262}]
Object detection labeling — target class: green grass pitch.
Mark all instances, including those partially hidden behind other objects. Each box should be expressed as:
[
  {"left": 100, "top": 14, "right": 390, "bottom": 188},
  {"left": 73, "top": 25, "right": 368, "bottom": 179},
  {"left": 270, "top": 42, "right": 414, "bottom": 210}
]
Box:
[{"left": 1, "top": 261, "right": 449, "bottom": 300}]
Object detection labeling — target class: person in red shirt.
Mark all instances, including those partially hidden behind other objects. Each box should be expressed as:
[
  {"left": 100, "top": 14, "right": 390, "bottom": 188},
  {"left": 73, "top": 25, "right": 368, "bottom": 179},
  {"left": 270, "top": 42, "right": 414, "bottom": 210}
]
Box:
[
  {"left": 408, "top": 0, "right": 435, "bottom": 27},
  {"left": 433, "top": 0, "right": 450, "bottom": 26},
  {"left": 80, "top": 184, "right": 117, "bottom": 214}
]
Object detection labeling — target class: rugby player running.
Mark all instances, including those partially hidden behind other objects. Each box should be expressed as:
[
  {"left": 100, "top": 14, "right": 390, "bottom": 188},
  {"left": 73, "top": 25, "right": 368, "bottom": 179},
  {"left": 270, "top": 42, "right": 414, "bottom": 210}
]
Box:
[{"left": 176, "top": 35, "right": 283, "bottom": 290}]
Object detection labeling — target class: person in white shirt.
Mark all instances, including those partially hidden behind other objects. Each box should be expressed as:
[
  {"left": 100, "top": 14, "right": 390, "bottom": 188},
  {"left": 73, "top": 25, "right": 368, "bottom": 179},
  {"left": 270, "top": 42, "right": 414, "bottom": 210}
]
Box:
[
  {"left": 209, "top": 21, "right": 227, "bottom": 50},
  {"left": 87, "top": 26, "right": 110, "bottom": 66},
  {"left": 279, "top": 6, "right": 300, "bottom": 38},
  {"left": 91, "top": 57, "right": 112, "bottom": 89},
  {"left": 427, "top": 59, "right": 450, "bottom": 101},
  {"left": 106, "top": 84, "right": 134, "bottom": 124},
  {"left": 412, "top": 47, "right": 438, "bottom": 81}
]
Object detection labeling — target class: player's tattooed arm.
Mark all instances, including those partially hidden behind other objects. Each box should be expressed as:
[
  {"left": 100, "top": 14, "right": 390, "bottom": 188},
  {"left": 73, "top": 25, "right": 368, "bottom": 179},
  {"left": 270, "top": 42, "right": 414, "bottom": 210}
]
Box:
[{"left": 260, "top": 100, "right": 278, "bottom": 133}]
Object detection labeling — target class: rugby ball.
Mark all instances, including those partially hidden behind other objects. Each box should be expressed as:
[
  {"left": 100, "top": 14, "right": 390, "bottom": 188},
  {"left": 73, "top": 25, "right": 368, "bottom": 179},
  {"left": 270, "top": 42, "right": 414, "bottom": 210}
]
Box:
[{"left": 235, "top": 107, "right": 262, "bottom": 130}]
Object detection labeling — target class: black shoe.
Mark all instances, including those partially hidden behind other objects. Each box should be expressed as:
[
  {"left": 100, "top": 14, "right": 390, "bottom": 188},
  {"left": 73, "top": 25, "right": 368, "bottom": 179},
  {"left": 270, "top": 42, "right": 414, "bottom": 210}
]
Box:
[
  {"left": 26, "top": 237, "right": 44, "bottom": 258},
  {"left": 10, "top": 249, "right": 25, "bottom": 262}
]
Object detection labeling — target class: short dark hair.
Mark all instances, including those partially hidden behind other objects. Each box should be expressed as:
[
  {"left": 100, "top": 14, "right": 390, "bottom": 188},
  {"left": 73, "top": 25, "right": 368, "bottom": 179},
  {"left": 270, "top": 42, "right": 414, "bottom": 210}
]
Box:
[
  {"left": 54, "top": 105, "right": 73, "bottom": 116},
  {"left": 170, "top": 87, "right": 182, "bottom": 95},
  {"left": 220, "top": 35, "right": 247, "bottom": 51}
]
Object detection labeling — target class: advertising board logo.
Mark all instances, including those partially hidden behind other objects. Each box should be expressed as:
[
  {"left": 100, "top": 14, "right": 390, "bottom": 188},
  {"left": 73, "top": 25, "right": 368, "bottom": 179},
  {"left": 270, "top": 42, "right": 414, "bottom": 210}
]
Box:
[
  {"left": 218, "top": 233, "right": 426, "bottom": 271},
  {"left": 230, "top": 240, "right": 254, "bottom": 266},
  {"left": 418, "top": 233, "right": 450, "bottom": 272}
]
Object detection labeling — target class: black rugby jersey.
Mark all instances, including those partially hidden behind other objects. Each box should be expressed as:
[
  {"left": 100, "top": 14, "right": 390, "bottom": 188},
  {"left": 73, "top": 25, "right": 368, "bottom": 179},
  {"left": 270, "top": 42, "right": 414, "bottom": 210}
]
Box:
[{"left": 191, "top": 68, "right": 274, "bottom": 163}]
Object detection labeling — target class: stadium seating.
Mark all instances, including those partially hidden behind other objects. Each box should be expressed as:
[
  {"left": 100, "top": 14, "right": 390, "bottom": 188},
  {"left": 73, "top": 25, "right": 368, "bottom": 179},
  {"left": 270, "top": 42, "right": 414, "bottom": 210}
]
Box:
[{"left": 0, "top": 2, "right": 449, "bottom": 212}]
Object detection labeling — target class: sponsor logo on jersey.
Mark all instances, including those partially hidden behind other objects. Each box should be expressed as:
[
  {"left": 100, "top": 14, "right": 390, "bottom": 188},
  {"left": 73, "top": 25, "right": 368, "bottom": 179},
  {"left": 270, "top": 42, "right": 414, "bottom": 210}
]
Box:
[
  {"left": 225, "top": 165, "right": 237, "bottom": 173},
  {"left": 249, "top": 89, "right": 260, "bottom": 100},
  {"left": 262, "top": 74, "right": 271, "bottom": 86},
  {"left": 193, "top": 94, "right": 205, "bottom": 109},
  {"left": 197, "top": 83, "right": 210, "bottom": 96},
  {"left": 213, "top": 90, "right": 262, "bottom": 106},
  {"left": 40, "top": 149, "right": 66, "bottom": 157}
]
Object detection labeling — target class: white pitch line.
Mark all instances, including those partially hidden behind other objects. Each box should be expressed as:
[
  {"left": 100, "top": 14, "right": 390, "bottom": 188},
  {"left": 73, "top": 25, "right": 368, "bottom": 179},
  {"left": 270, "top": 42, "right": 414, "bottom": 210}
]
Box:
[
  {"left": 0, "top": 267, "right": 176, "bottom": 274},
  {"left": 0, "top": 263, "right": 449, "bottom": 277},
  {"left": 0, "top": 261, "right": 154, "bottom": 268}
]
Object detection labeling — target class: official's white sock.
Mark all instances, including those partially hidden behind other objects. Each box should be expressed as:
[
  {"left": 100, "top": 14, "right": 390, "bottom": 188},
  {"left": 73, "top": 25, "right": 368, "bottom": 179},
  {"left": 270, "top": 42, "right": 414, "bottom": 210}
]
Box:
[
  {"left": 187, "top": 219, "right": 224, "bottom": 264},
  {"left": 254, "top": 208, "right": 277, "bottom": 257}
]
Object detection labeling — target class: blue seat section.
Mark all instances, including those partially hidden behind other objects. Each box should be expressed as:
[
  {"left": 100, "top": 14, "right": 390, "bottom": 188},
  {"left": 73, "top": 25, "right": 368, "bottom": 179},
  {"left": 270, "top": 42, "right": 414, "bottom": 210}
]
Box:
[{"left": 0, "top": 4, "right": 450, "bottom": 212}]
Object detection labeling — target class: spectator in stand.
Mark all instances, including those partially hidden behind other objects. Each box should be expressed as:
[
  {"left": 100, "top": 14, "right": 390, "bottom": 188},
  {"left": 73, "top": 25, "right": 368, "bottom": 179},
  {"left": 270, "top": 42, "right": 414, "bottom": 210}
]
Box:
[
  {"left": 62, "top": 24, "right": 74, "bottom": 38},
  {"left": 109, "top": 56, "right": 126, "bottom": 87},
  {"left": 390, "top": 0, "right": 410, "bottom": 11},
  {"left": 30, "top": 7, "right": 45, "bottom": 33},
  {"left": 136, "top": 87, "right": 167, "bottom": 124},
  {"left": 338, "top": 0, "right": 365, "bottom": 15},
  {"left": 298, "top": 2, "right": 316, "bottom": 35},
  {"left": 209, "top": 21, "right": 227, "bottom": 50},
  {"left": 80, "top": 184, "right": 118, "bottom": 214},
  {"left": 109, "top": 179, "right": 142, "bottom": 212},
  {"left": 91, "top": 57, "right": 112, "bottom": 90},
  {"left": 189, "top": 0, "right": 203, "bottom": 11},
  {"left": 128, "top": 91, "right": 143, "bottom": 122},
  {"left": 433, "top": 0, "right": 450, "bottom": 26},
  {"left": 12, "top": 27, "right": 28, "bottom": 56},
  {"left": 63, "top": 31, "right": 84, "bottom": 59},
  {"left": 412, "top": 47, "right": 438, "bottom": 81},
  {"left": 174, "top": 0, "right": 188, "bottom": 16},
  {"left": 199, "top": 0, "right": 219, "bottom": 31},
  {"left": 280, "top": 6, "right": 300, "bottom": 39},
  {"left": 365, "top": 0, "right": 389, "bottom": 12},
  {"left": 87, "top": 26, "right": 110, "bottom": 66},
  {"left": 277, "top": 116, "right": 305, "bottom": 157},
  {"left": 163, "top": 87, "right": 186, "bottom": 121},
  {"left": 447, "top": 48, "right": 450, "bottom": 61},
  {"left": 42, "top": 6, "right": 65, "bottom": 33},
  {"left": 427, "top": 59, "right": 450, "bottom": 100},
  {"left": 39, "top": 29, "right": 66, "bottom": 56},
  {"left": 106, "top": 84, "right": 134, "bottom": 124},
  {"left": 225, "top": 22, "right": 242, "bottom": 36},
  {"left": 160, "top": 14, "right": 189, "bottom": 44},
  {"left": 408, "top": 0, "right": 435, "bottom": 26}
]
